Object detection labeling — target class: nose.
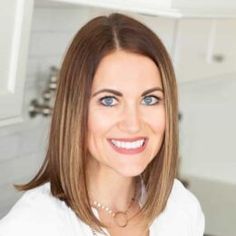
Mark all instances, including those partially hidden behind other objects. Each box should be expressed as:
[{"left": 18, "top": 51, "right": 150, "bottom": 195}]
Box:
[{"left": 118, "top": 103, "right": 142, "bottom": 134}]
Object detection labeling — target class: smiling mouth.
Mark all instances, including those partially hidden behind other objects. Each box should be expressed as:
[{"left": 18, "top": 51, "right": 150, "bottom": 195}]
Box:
[{"left": 107, "top": 138, "right": 148, "bottom": 155}]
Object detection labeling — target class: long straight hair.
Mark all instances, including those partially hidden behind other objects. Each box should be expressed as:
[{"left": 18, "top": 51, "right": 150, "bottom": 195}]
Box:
[{"left": 16, "top": 13, "right": 179, "bottom": 233}]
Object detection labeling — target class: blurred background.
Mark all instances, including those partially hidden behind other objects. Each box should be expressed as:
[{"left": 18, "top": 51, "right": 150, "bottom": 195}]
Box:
[{"left": 0, "top": 0, "right": 236, "bottom": 235}]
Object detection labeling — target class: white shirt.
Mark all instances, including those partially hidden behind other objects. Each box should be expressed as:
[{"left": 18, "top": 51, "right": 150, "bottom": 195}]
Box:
[{"left": 0, "top": 179, "right": 205, "bottom": 236}]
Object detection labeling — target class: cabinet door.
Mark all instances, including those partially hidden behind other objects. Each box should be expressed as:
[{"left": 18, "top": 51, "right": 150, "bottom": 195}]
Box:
[
  {"left": 211, "top": 19, "right": 236, "bottom": 75},
  {"left": 173, "top": 19, "right": 236, "bottom": 83},
  {"left": 0, "top": 0, "right": 33, "bottom": 127}
]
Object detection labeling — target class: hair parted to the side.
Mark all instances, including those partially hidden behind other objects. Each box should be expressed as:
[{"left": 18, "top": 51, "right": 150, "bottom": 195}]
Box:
[{"left": 15, "top": 13, "right": 179, "bottom": 233}]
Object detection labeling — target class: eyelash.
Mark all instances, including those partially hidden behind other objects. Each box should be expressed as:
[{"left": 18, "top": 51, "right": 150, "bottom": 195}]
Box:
[
  {"left": 99, "top": 96, "right": 117, "bottom": 107},
  {"left": 98, "top": 95, "right": 161, "bottom": 107},
  {"left": 142, "top": 96, "right": 161, "bottom": 106}
]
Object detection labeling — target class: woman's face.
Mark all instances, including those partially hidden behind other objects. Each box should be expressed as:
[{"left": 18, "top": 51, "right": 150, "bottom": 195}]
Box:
[{"left": 87, "top": 50, "right": 165, "bottom": 177}]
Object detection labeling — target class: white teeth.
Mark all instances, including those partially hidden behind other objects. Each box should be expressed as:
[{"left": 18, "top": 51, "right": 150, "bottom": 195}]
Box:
[{"left": 111, "top": 139, "right": 145, "bottom": 149}]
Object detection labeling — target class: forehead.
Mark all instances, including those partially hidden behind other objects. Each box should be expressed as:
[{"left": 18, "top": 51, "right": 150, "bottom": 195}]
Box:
[{"left": 92, "top": 50, "right": 162, "bottom": 91}]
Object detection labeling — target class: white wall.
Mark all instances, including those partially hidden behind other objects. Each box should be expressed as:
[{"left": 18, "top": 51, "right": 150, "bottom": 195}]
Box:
[{"left": 179, "top": 74, "right": 236, "bottom": 185}]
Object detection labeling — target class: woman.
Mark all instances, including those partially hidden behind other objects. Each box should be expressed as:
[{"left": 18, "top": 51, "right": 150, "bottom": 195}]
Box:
[{"left": 0, "top": 13, "right": 204, "bottom": 236}]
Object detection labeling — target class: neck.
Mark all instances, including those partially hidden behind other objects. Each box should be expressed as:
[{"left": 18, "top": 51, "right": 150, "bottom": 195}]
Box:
[{"left": 87, "top": 159, "right": 138, "bottom": 212}]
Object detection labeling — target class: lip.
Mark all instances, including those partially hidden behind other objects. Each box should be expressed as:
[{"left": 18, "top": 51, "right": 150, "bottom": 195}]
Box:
[
  {"left": 107, "top": 136, "right": 147, "bottom": 142},
  {"left": 107, "top": 137, "right": 148, "bottom": 155}
]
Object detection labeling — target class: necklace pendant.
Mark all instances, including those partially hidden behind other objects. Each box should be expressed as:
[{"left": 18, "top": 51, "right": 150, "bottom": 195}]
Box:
[{"left": 113, "top": 211, "right": 128, "bottom": 227}]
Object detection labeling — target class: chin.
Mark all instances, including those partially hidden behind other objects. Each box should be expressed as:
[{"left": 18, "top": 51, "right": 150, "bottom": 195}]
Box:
[{"left": 115, "top": 165, "right": 147, "bottom": 177}]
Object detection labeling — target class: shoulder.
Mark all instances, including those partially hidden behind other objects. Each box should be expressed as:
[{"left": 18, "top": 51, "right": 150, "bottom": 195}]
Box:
[
  {"left": 169, "top": 179, "right": 203, "bottom": 211},
  {"left": 0, "top": 183, "right": 80, "bottom": 236},
  {"left": 150, "top": 179, "right": 205, "bottom": 236}
]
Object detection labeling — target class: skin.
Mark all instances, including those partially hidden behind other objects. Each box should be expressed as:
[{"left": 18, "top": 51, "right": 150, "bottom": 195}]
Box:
[{"left": 87, "top": 50, "right": 165, "bottom": 233}]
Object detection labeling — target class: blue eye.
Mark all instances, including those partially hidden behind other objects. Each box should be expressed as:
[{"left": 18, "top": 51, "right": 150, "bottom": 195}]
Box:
[
  {"left": 142, "top": 96, "right": 160, "bottom": 105},
  {"left": 99, "top": 96, "right": 118, "bottom": 107}
]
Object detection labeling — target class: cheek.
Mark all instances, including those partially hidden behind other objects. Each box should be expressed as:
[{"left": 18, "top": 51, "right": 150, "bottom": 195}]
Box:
[
  {"left": 87, "top": 110, "right": 105, "bottom": 157},
  {"left": 146, "top": 108, "right": 166, "bottom": 135},
  {"left": 88, "top": 107, "right": 116, "bottom": 136},
  {"left": 146, "top": 110, "right": 165, "bottom": 160},
  {"left": 154, "top": 116, "right": 165, "bottom": 134}
]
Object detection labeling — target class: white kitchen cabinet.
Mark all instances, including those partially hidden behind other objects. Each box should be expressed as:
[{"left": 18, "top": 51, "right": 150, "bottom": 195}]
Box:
[
  {"left": 0, "top": 0, "right": 33, "bottom": 127},
  {"left": 51, "top": 0, "right": 236, "bottom": 17},
  {"left": 173, "top": 19, "right": 236, "bottom": 83},
  {"left": 211, "top": 19, "right": 236, "bottom": 73},
  {"left": 134, "top": 14, "right": 176, "bottom": 55}
]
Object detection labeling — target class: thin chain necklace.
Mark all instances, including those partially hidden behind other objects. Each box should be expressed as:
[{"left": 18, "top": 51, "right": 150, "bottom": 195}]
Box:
[
  {"left": 90, "top": 178, "right": 140, "bottom": 235},
  {"left": 90, "top": 197, "right": 135, "bottom": 236},
  {"left": 90, "top": 197, "right": 136, "bottom": 236},
  {"left": 91, "top": 194, "right": 135, "bottom": 228}
]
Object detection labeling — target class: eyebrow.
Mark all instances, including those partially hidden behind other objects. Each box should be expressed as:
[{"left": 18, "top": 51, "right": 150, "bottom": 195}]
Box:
[{"left": 91, "top": 87, "right": 164, "bottom": 98}]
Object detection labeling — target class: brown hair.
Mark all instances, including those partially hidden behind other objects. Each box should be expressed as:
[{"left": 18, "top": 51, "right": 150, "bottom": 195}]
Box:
[{"left": 16, "top": 13, "right": 178, "bottom": 233}]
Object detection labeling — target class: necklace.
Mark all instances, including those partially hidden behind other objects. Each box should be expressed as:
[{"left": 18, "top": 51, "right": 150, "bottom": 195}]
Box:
[
  {"left": 90, "top": 195, "right": 136, "bottom": 236},
  {"left": 91, "top": 178, "right": 140, "bottom": 229},
  {"left": 91, "top": 195, "right": 135, "bottom": 228}
]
